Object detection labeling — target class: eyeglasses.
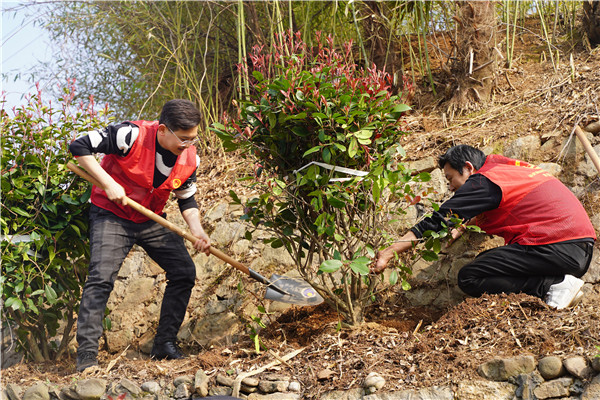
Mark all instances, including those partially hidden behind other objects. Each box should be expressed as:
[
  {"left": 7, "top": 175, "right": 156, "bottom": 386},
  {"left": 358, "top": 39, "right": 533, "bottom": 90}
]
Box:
[{"left": 166, "top": 126, "right": 199, "bottom": 146}]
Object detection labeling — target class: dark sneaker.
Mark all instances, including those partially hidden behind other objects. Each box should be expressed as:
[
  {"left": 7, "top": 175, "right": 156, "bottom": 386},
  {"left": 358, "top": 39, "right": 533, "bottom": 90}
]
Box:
[
  {"left": 150, "top": 341, "right": 184, "bottom": 360},
  {"left": 76, "top": 351, "right": 98, "bottom": 372}
]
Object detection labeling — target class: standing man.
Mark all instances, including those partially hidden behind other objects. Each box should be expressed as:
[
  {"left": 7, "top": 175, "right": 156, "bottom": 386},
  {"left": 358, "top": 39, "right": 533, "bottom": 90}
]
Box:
[
  {"left": 69, "top": 99, "right": 211, "bottom": 372},
  {"left": 373, "top": 145, "right": 596, "bottom": 310}
]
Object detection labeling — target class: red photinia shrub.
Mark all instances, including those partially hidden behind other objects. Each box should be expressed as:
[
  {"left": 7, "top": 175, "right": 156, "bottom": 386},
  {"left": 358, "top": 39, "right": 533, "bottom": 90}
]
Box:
[
  {"left": 1, "top": 81, "right": 112, "bottom": 360},
  {"left": 212, "top": 31, "right": 431, "bottom": 325}
]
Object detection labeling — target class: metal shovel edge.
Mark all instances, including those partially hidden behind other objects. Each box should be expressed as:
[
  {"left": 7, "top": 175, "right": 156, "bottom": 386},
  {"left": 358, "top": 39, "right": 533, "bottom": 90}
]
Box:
[{"left": 67, "top": 162, "right": 323, "bottom": 306}]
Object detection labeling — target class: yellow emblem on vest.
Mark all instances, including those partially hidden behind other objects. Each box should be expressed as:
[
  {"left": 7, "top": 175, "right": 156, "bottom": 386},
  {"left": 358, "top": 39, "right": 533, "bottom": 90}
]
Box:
[{"left": 172, "top": 178, "right": 182, "bottom": 189}]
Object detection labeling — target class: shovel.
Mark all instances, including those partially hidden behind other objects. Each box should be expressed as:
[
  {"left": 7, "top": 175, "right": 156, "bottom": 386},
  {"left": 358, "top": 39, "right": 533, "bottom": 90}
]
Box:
[{"left": 66, "top": 162, "right": 323, "bottom": 306}]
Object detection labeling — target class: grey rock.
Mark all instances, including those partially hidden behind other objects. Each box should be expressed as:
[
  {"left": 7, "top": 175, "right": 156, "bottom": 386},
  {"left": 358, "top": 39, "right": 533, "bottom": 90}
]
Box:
[
  {"left": 580, "top": 144, "right": 600, "bottom": 177},
  {"left": 6, "top": 384, "right": 23, "bottom": 400},
  {"left": 118, "top": 378, "right": 141, "bottom": 396},
  {"left": 189, "top": 312, "right": 240, "bottom": 347},
  {"left": 504, "top": 135, "right": 540, "bottom": 160},
  {"left": 320, "top": 388, "right": 364, "bottom": 400},
  {"left": 456, "top": 381, "right": 516, "bottom": 400},
  {"left": 510, "top": 371, "right": 544, "bottom": 400},
  {"left": 582, "top": 373, "right": 600, "bottom": 400},
  {"left": 533, "top": 377, "right": 573, "bottom": 399},
  {"left": 205, "top": 201, "right": 229, "bottom": 222},
  {"left": 363, "top": 386, "right": 455, "bottom": 399},
  {"left": 193, "top": 370, "right": 209, "bottom": 397},
  {"left": 23, "top": 383, "right": 49, "bottom": 400},
  {"left": 571, "top": 379, "right": 586, "bottom": 395},
  {"left": 174, "top": 384, "right": 189, "bottom": 399},
  {"left": 538, "top": 162, "right": 562, "bottom": 176},
  {"left": 1, "top": 390, "right": 8, "bottom": 400},
  {"left": 173, "top": 375, "right": 193, "bottom": 387},
  {"left": 592, "top": 356, "right": 600, "bottom": 372},
  {"left": 216, "top": 374, "right": 235, "bottom": 387},
  {"left": 247, "top": 393, "right": 301, "bottom": 400},
  {"left": 585, "top": 121, "right": 600, "bottom": 134},
  {"left": 288, "top": 382, "right": 301, "bottom": 392},
  {"left": 538, "top": 356, "right": 565, "bottom": 379},
  {"left": 408, "top": 157, "right": 437, "bottom": 173},
  {"left": 258, "top": 380, "right": 289, "bottom": 394},
  {"left": 564, "top": 356, "right": 593, "bottom": 379},
  {"left": 75, "top": 379, "right": 107, "bottom": 400},
  {"left": 240, "top": 384, "right": 258, "bottom": 394},
  {"left": 140, "top": 382, "right": 161, "bottom": 394},
  {"left": 363, "top": 372, "right": 386, "bottom": 392},
  {"left": 208, "top": 386, "right": 232, "bottom": 397},
  {"left": 478, "top": 355, "right": 536, "bottom": 381},
  {"left": 58, "top": 386, "right": 78, "bottom": 400},
  {"left": 242, "top": 377, "right": 260, "bottom": 387}
]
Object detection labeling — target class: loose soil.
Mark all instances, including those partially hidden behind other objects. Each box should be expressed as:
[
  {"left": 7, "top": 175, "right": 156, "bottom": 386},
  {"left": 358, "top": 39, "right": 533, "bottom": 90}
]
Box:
[
  {"left": 3, "top": 290, "right": 600, "bottom": 398},
  {"left": 3, "top": 17, "right": 600, "bottom": 399}
]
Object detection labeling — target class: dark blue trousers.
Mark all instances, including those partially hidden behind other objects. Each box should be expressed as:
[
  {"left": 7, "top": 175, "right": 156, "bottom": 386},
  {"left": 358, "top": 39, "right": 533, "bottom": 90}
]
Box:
[{"left": 77, "top": 205, "right": 196, "bottom": 355}]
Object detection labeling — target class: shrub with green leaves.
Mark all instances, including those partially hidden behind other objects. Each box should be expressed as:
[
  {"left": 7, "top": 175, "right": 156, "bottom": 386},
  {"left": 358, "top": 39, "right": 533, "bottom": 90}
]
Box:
[
  {"left": 212, "top": 31, "right": 434, "bottom": 325},
  {"left": 1, "top": 83, "right": 111, "bottom": 361}
]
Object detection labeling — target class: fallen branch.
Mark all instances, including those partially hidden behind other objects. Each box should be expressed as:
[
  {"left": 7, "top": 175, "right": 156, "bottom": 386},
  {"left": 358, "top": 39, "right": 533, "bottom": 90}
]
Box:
[{"left": 231, "top": 347, "right": 305, "bottom": 397}]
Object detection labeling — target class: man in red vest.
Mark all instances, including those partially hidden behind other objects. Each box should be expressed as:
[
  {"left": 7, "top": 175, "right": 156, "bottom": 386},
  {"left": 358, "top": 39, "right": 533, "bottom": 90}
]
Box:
[
  {"left": 373, "top": 144, "right": 596, "bottom": 310},
  {"left": 69, "top": 99, "right": 211, "bottom": 372}
]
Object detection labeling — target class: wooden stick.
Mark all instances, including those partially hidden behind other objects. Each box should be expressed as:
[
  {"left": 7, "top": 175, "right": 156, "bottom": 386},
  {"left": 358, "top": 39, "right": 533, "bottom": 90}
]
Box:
[{"left": 574, "top": 125, "right": 600, "bottom": 176}]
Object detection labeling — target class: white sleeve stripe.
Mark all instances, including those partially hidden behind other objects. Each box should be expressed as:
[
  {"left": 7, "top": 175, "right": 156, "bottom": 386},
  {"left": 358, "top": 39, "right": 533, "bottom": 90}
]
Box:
[
  {"left": 88, "top": 130, "right": 103, "bottom": 148},
  {"left": 196, "top": 154, "right": 201, "bottom": 168},
  {"left": 115, "top": 126, "right": 139, "bottom": 153},
  {"left": 173, "top": 184, "right": 197, "bottom": 200}
]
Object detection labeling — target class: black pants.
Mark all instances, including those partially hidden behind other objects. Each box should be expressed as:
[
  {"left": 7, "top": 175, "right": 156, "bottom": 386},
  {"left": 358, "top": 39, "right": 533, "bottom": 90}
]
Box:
[
  {"left": 458, "top": 240, "right": 594, "bottom": 299},
  {"left": 77, "top": 205, "right": 196, "bottom": 355}
]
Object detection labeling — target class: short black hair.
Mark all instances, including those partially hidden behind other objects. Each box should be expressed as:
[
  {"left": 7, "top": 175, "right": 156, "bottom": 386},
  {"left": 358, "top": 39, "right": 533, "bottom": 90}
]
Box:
[
  {"left": 159, "top": 99, "right": 201, "bottom": 131},
  {"left": 438, "top": 145, "right": 486, "bottom": 174}
]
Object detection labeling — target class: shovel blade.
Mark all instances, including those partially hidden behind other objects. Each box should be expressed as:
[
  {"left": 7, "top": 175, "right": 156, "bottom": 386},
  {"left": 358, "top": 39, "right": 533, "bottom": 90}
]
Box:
[{"left": 264, "top": 274, "right": 324, "bottom": 306}]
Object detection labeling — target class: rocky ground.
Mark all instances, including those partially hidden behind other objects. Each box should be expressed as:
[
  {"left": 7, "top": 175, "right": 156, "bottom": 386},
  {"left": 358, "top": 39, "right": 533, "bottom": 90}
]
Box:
[{"left": 2, "top": 18, "right": 600, "bottom": 400}]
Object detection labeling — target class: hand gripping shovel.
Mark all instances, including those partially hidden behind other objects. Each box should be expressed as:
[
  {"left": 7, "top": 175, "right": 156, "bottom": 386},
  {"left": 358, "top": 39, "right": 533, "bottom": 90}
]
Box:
[{"left": 67, "top": 162, "right": 323, "bottom": 306}]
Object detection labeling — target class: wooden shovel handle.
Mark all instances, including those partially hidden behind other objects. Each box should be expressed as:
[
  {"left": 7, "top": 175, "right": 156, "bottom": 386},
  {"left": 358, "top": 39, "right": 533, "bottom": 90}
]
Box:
[
  {"left": 575, "top": 125, "right": 600, "bottom": 176},
  {"left": 66, "top": 162, "right": 251, "bottom": 276}
]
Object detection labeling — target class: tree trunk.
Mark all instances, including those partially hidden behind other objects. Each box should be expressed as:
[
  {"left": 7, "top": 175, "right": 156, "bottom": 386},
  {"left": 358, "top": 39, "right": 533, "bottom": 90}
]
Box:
[
  {"left": 359, "top": 1, "right": 402, "bottom": 94},
  {"left": 448, "top": 0, "right": 497, "bottom": 117},
  {"left": 583, "top": 0, "right": 600, "bottom": 46}
]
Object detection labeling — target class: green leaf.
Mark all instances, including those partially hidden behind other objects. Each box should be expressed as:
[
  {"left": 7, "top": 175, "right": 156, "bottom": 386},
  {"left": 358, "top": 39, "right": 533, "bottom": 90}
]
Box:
[
  {"left": 270, "top": 239, "right": 284, "bottom": 248},
  {"left": 326, "top": 196, "right": 345, "bottom": 209},
  {"left": 252, "top": 71, "right": 264, "bottom": 81},
  {"left": 389, "top": 270, "right": 398, "bottom": 285},
  {"left": 7, "top": 297, "right": 24, "bottom": 311},
  {"left": 401, "top": 279, "right": 412, "bottom": 291},
  {"left": 303, "top": 146, "right": 321, "bottom": 157},
  {"left": 349, "top": 256, "right": 370, "bottom": 275},
  {"left": 45, "top": 285, "right": 58, "bottom": 304},
  {"left": 12, "top": 207, "right": 31, "bottom": 217},
  {"left": 348, "top": 137, "right": 358, "bottom": 158},
  {"left": 354, "top": 129, "right": 372, "bottom": 140},
  {"left": 392, "top": 104, "right": 411, "bottom": 113},
  {"left": 319, "top": 259, "right": 343, "bottom": 273}
]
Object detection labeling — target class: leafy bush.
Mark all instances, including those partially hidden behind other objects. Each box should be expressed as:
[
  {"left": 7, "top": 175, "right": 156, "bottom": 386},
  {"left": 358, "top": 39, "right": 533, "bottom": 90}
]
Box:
[
  {"left": 1, "top": 82, "right": 111, "bottom": 361},
  {"left": 212, "top": 31, "right": 435, "bottom": 325}
]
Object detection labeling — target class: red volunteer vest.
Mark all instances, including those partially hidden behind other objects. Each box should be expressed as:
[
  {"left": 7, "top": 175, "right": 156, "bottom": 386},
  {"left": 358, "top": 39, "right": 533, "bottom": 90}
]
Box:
[
  {"left": 475, "top": 154, "right": 596, "bottom": 245},
  {"left": 91, "top": 120, "right": 198, "bottom": 223}
]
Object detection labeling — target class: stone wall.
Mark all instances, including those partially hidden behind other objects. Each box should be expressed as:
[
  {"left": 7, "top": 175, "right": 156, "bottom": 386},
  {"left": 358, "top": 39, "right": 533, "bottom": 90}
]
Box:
[{"left": 3, "top": 355, "right": 599, "bottom": 400}]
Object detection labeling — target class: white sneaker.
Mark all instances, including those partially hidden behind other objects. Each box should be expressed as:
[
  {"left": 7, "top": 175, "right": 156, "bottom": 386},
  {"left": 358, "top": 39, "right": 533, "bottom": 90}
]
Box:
[{"left": 545, "top": 275, "right": 585, "bottom": 310}]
